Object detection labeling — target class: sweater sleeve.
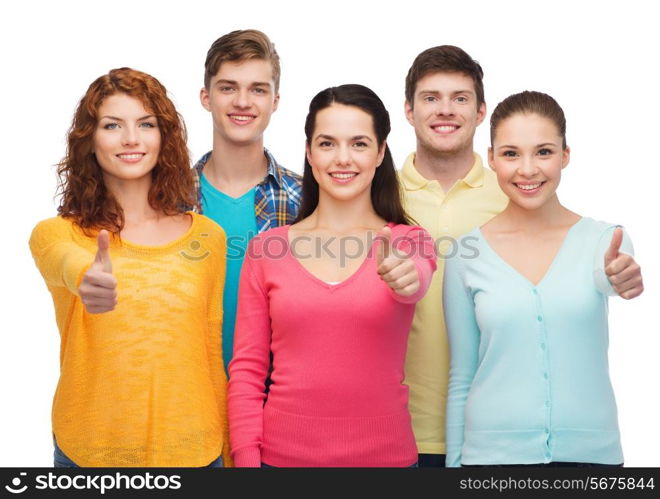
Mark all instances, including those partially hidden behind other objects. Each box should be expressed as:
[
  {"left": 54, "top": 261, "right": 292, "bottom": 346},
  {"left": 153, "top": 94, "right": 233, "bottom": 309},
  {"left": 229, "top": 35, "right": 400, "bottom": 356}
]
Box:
[
  {"left": 389, "top": 225, "right": 437, "bottom": 304},
  {"left": 593, "top": 225, "right": 634, "bottom": 296},
  {"left": 443, "top": 253, "right": 480, "bottom": 467},
  {"left": 227, "top": 239, "right": 272, "bottom": 467},
  {"left": 28, "top": 218, "right": 94, "bottom": 295}
]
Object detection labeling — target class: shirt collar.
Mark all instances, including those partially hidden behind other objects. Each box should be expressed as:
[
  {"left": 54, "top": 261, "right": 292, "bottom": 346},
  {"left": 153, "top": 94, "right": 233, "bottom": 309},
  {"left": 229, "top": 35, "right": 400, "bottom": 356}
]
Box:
[
  {"left": 194, "top": 147, "right": 282, "bottom": 188},
  {"left": 400, "top": 152, "right": 485, "bottom": 190}
]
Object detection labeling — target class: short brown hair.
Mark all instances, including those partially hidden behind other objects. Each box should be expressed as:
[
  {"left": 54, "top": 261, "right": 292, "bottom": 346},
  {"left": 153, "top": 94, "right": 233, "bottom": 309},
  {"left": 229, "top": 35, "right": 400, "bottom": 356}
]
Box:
[
  {"left": 57, "top": 68, "right": 195, "bottom": 234},
  {"left": 405, "top": 45, "right": 484, "bottom": 109},
  {"left": 490, "top": 90, "right": 567, "bottom": 149},
  {"left": 204, "top": 29, "right": 281, "bottom": 92}
]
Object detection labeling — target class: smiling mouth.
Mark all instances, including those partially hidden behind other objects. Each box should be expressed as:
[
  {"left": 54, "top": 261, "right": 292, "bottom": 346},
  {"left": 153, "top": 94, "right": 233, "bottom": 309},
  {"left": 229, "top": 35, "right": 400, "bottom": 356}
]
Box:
[
  {"left": 116, "top": 153, "right": 145, "bottom": 162},
  {"left": 432, "top": 125, "right": 459, "bottom": 134},
  {"left": 515, "top": 182, "right": 545, "bottom": 192},
  {"left": 330, "top": 172, "right": 358, "bottom": 183},
  {"left": 229, "top": 114, "right": 256, "bottom": 124}
]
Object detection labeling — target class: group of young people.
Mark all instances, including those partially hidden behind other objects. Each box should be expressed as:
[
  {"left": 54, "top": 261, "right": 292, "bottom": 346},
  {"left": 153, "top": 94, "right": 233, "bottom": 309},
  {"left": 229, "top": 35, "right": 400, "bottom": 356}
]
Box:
[{"left": 29, "top": 30, "right": 644, "bottom": 468}]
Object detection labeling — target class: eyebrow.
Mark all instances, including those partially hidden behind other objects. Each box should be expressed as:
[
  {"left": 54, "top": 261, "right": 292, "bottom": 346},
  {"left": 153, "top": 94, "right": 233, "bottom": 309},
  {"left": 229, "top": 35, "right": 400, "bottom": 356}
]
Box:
[
  {"left": 215, "top": 79, "right": 271, "bottom": 87},
  {"left": 418, "top": 89, "right": 475, "bottom": 96},
  {"left": 315, "top": 134, "right": 374, "bottom": 142},
  {"left": 497, "top": 142, "right": 558, "bottom": 149},
  {"left": 99, "top": 115, "right": 156, "bottom": 121}
]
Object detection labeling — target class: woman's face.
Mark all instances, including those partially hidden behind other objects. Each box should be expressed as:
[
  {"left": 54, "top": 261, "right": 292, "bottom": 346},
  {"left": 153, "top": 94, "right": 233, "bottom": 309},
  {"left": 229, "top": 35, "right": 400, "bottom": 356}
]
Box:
[
  {"left": 306, "top": 103, "right": 385, "bottom": 203},
  {"left": 93, "top": 93, "right": 161, "bottom": 187},
  {"left": 488, "top": 112, "right": 570, "bottom": 211}
]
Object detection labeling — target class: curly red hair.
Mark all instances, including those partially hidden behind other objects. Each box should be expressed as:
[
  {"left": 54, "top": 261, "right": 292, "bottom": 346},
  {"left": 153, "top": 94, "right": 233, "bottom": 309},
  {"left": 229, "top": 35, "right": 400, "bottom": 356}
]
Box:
[{"left": 57, "top": 67, "right": 196, "bottom": 234}]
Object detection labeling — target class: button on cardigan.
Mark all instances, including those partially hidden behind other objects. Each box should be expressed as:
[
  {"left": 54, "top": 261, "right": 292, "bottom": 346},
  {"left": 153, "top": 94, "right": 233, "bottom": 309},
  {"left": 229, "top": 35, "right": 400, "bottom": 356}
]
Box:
[{"left": 443, "top": 217, "right": 632, "bottom": 466}]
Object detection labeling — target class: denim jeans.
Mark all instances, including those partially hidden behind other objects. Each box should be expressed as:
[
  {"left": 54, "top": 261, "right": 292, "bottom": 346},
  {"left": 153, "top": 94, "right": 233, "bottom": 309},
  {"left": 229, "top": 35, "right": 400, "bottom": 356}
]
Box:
[
  {"left": 53, "top": 438, "right": 78, "bottom": 468},
  {"left": 53, "top": 437, "right": 223, "bottom": 467}
]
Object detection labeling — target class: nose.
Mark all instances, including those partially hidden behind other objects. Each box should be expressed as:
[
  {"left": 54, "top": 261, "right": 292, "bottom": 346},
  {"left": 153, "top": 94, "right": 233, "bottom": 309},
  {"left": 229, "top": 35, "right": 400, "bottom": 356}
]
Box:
[
  {"left": 517, "top": 155, "right": 538, "bottom": 177},
  {"left": 435, "top": 97, "right": 454, "bottom": 116},
  {"left": 233, "top": 88, "right": 250, "bottom": 108},
  {"left": 121, "top": 125, "right": 139, "bottom": 146},
  {"left": 335, "top": 144, "right": 351, "bottom": 166}
]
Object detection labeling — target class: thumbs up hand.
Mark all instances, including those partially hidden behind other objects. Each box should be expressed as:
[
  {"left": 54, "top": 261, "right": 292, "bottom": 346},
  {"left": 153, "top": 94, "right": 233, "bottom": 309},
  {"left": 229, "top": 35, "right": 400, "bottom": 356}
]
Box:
[
  {"left": 604, "top": 227, "right": 644, "bottom": 300},
  {"left": 376, "top": 226, "right": 420, "bottom": 297},
  {"left": 78, "top": 230, "right": 118, "bottom": 313}
]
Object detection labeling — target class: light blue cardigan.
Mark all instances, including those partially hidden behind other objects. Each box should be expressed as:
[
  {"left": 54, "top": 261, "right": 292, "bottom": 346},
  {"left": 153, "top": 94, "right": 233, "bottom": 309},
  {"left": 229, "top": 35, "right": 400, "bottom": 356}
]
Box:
[{"left": 443, "top": 217, "right": 633, "bottom": 466}]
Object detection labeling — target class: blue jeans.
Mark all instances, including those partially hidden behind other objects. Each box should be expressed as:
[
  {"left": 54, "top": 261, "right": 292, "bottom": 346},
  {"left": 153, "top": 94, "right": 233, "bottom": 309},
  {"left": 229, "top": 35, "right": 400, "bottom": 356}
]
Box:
[{"left": 53, "top": 437, "right": 223, "bottom": 467}]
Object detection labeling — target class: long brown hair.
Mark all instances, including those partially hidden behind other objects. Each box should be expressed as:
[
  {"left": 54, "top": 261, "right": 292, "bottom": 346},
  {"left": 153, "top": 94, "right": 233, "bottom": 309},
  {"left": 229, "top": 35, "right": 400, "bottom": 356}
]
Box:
[
  {"left": 56, "top": 67, "right": 195, "bottom": 234},
  {"left": 295, "top": 84, "right": 412, "bottom": 225}
]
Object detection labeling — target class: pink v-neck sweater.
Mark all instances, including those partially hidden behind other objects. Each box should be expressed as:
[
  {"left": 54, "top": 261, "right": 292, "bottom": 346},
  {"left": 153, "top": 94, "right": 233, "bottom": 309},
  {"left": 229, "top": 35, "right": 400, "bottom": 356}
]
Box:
[{"left": 228, "top": 224, "right": 437, "bottom": 467}]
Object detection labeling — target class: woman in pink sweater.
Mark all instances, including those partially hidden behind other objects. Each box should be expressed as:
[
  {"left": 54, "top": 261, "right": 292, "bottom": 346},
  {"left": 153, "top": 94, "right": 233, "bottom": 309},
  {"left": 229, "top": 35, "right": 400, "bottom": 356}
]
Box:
[{"left": 228, "top": 84, "right": 436, "bottom": 467}]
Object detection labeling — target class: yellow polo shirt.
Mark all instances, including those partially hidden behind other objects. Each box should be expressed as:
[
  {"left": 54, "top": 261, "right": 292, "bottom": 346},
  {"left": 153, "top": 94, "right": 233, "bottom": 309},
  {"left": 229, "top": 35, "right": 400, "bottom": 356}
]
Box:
[{"left": 399, "top": 152, "right": 508, "bottom": 455}]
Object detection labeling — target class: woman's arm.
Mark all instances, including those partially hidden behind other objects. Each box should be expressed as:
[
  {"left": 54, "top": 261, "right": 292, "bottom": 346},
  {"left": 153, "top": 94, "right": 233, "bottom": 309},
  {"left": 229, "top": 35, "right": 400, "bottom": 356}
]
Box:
[
  {"left": 29, "top": 218, "right": 95, "bottom": 294},
  {"left": 227, "top": 239, "right": 272, "bottom": 467},
  {"left": 443, "top": 254, "right": 480, "bottom": 468}
]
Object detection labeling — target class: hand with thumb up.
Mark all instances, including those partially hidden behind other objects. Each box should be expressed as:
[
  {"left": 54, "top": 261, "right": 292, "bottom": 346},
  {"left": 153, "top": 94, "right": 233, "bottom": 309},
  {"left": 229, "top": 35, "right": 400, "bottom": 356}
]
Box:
[
  {"left": 78, "top": 230, "right": 118, "bottom": 313},
  {"left": 604, "top": 227, "right": 644, "bottom": 300},
  {"left": 376, "top": 225, "right": 420, "bottom": 297}
]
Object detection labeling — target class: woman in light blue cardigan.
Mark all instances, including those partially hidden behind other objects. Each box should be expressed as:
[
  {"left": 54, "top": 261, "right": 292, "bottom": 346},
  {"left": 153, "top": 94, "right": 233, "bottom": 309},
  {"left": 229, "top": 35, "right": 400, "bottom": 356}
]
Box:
[{"left": 444, "top": 91, "right": 644, "bottom": 467}]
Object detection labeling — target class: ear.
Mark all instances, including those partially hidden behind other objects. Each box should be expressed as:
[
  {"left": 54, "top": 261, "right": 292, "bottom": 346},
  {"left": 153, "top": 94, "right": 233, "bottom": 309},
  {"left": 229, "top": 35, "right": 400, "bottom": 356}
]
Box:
[
  {"left": 475, "top": 102, "right": 487, "bottom": 126},
  {"left": 561, "top": 146, "right": 571, "bottom": 169},
  {"left": 404, "top": 100, "right": 415, "bottom": 126},
  {"left": 487, "top": 147, "right": 496, "bottom": 170},
  {"left": 200, "top": 87, "right": 211, "bottom": 112},
  {"left": 272, "top": 92, "right": 280, "bottom": 113},
  {"left": 305, "top": 142, "right": 312, "bottom": 165},
  {"left": 376, "top": 142, "right": 387, "bottom": 167}
]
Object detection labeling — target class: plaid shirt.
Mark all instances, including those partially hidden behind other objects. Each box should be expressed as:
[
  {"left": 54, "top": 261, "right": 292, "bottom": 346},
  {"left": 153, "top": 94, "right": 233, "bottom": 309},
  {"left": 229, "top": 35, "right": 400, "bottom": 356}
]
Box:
[{"left": 192, "top": 148, "right": 303, "bottom": 233}]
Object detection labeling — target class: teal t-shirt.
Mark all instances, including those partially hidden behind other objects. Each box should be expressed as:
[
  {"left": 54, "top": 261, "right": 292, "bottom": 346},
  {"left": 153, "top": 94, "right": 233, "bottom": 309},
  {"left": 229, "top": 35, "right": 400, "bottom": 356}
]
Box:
[{"left": 200, "top": 173, "right": 257, "bottom": 372}]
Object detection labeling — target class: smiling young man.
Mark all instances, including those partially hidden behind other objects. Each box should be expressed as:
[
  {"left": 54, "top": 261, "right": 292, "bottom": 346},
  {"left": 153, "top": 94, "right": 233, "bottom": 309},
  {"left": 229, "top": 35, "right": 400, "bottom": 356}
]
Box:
[
  {"left": 196, "top": 30, "right": 302, "bottom": 371},
  {"left": 399, "top": 45, "right": 643, "bottom": 468}
]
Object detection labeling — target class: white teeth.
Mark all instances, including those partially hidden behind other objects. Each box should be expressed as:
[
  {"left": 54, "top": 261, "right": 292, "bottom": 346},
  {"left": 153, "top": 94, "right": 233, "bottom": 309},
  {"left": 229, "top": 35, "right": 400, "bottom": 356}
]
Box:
[
  {"left": 516, "top": 183, "right": 542, "bottom": 190},
  {"left": 231, "top": 115, "right": 253, "bottom": 121},
  {"left": 331, "top": 173, "right": 356, "bottom": 179},
  {"left": 434, "top": 125, "right": 457, "bottom": 132},
  {"left": 118, "top": 154, "right": 143, "bottom": 160}
]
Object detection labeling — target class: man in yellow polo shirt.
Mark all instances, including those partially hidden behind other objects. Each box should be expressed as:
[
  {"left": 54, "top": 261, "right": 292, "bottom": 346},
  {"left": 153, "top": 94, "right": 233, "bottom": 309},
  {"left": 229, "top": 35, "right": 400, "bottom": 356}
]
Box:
[
  {"left": 399, "top": 45, "right": 507, "bottom": 467},
  {"left": 400, "top": 45, "right": 644, "bottom": 468}
]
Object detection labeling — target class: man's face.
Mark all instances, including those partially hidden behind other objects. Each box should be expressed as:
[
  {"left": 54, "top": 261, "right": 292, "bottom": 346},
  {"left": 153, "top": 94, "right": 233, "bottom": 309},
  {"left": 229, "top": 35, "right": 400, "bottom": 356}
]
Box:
[
  {"left": 200, "top": 59, "right": 279, "bottom": 147},
  {"left": 405, "top": 71, "right": 485, "bottom": 157}
]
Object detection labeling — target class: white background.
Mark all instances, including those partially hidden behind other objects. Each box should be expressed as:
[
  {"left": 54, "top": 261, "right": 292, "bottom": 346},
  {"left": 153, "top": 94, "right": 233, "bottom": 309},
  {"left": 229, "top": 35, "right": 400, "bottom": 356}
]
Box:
[{"left": 1, "top": 0, "right": 658, "bottom": 466}]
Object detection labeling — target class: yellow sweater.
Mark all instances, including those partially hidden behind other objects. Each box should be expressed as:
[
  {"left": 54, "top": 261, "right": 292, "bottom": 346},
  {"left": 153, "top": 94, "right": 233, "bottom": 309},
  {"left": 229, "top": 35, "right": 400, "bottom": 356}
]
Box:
[
  {"left": 29, "top": 213, "right": 229, "bottom": 467},
  {"left": 399, "top": 153, "right": 508, "bottom": 455}
]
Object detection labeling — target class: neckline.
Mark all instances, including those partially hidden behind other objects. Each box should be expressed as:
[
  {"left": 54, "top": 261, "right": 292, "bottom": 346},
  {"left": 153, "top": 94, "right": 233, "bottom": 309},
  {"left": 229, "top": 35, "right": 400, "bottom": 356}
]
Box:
[
  {"left": 476, "top": 217, "right": 585, "bottom": 288},
  {"left": 200, "top": 172, "right": 256, "bottom": 203},
  {"left": 117, "top": 212, "right": 198, "bottom": 252},
  {"left": 285, "top": 224, "right": 388, "bottom": 290}
]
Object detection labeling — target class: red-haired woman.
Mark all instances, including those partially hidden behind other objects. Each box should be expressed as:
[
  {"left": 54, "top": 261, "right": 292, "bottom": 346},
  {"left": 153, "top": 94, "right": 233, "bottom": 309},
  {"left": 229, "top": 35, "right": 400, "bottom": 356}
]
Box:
[{"left": 29, "top": 68, "right": 229, "bottom": 467}]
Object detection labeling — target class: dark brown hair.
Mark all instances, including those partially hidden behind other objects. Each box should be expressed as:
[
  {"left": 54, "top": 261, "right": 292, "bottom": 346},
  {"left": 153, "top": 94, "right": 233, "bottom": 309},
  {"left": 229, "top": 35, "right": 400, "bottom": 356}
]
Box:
[
  {"left": 405, "top": 45, "right": 484, "bottom": 109},
  {"left": 295, "top": 84, "right": 412, "bottom": 225},
  {"left": 56, "top": 67, "right": 195, "bottom": 234},
  {"left": 204, "top": 29, "right": 280, "bottom": 91},
  {"left": 490, "top": 90, "right": 567, "bottom": 149}
]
